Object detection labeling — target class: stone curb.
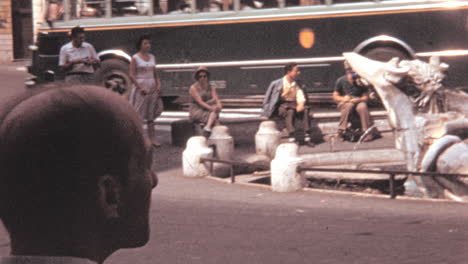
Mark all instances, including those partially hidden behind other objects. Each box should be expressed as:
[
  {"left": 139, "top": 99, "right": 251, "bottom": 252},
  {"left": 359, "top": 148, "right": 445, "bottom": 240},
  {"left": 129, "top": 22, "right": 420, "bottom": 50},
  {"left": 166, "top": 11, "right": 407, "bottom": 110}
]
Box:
[{"left": 207, "top": 174, "right": 462, "bottom": 204}]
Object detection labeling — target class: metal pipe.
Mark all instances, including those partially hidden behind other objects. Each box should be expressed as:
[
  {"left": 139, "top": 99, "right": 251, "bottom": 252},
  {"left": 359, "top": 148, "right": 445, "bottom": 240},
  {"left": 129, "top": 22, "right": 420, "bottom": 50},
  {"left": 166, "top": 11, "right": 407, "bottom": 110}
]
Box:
[
  {"left": 389, "top": 173, "right": 396, "bottom": 199},
  {"left": 230, "top": 165, "right": 235, "bottom": 183},
  {"left": 210, "top": 160, "right": 214, "bottom": 176},
  {"left": 297, "top": 167, "right": 467, "bottom": 178},
  {"left": 209, "top": 145, "right": 215, "bottom": 175}
]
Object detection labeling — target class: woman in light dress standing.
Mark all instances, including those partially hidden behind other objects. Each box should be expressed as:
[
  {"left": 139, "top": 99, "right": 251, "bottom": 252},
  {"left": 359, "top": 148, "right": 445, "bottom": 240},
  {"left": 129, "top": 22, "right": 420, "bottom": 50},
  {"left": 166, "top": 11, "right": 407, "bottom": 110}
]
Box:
[{"left": 129, "top": 35, "right": 163, "bottom": 147}]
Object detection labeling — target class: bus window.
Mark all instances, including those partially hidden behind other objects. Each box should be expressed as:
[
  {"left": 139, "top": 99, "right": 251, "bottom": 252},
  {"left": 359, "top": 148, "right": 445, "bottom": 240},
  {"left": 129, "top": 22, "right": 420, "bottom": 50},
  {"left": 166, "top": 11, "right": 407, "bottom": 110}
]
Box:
[
  {"left": 332, "top": 0, "right": 373, "bottom": 3},
  {"left": 155, "top": 0, "right": 235, "bottom": 14},
  {"left": 58, "top": 0, "right": 163, "bottom": 19},
  {"left": 80, "top": 1, "right": 105, "bottom": 17},
  {"left": 299, "top": 0, "right": 322, "bottom": 6},
  {"left": 79, "top": 0, "right": 152, "bottom": 17},
  {"left": 45, "top": 0, "right": 64, "bottom": 26}
]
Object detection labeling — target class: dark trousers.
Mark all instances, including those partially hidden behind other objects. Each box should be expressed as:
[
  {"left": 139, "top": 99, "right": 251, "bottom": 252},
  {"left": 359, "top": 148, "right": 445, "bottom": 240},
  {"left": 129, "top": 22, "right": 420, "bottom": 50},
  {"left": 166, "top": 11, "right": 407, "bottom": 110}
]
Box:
[{"left": 277, "top": 102, "right": 310, "bottom": 135}]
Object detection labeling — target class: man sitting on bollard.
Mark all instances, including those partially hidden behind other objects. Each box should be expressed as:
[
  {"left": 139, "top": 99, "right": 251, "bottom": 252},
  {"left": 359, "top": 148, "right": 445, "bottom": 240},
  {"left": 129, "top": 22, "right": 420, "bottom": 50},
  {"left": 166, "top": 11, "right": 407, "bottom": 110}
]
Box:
[
  {"left": 333, "top": 60, "right": 379, "bottom": 142},
  {"left": 0, "top": 85, "right": 158, "bottom": 264},
  {"left": 262, "top": 62, "right": 314, "bottom": 146}
]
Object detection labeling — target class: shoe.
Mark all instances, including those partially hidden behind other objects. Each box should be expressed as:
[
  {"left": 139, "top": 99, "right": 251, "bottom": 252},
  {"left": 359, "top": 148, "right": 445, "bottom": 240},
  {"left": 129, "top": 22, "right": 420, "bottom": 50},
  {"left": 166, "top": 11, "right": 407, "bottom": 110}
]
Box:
[
  {"left": 151, "top": 140, "right": 161, "bottom": 148},
  {"left": 202, "top": 130, "right": 211, "bottom": 138},
  {"left": 371, "top": 128, "right": 382, "bottom": 140},
  {"left": 336, "top": 133, "right": 345, "bottom": 142},
  {"left": 304, "top": 135, "right": 315, "bottom": 147},
  {"left": 305, "top": 140, "right": 315, "bottom": 147},
  {"left": 362, "top": 133, "right": 375, "bottom": 142},
  {"left": 336, "top": 130, "right": 346, "bottom": 142}
]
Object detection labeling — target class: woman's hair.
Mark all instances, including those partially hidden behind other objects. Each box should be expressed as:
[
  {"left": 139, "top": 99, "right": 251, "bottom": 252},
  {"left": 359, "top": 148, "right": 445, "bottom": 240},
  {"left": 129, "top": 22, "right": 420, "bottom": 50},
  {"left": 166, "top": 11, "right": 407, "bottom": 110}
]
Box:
[
  {"left": 195, "top": 68, "right": 210, "bottom": 80},
  {"left": 136, "top": 34, "right": 151, "bottom": 51}
]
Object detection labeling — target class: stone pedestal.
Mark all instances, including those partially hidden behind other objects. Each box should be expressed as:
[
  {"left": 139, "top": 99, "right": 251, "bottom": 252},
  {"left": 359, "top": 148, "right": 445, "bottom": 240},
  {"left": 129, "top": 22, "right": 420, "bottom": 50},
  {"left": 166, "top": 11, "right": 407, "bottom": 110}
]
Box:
[
  {"left": 208, "top": 125, "right": 234, "bottom": 177},
  {"left": 208, "top": 125, "right": 234, "bottom": 160},
  {"left": 271, "top": 143, "right": 305, "bottom": 192},
  {"left": 437, "top": 142, "right": 468, "bottom": 174},
  {"left": 182, "top": 136, "right": 213, "bottom": 178},
  {"left": 255, "top": 121, "right": 281, "bottom": 159}
]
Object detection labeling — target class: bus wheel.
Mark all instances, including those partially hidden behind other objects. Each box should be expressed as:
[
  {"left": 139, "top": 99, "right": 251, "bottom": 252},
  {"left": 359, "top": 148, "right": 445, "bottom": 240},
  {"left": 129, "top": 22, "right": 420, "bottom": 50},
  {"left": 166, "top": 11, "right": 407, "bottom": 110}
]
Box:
[
  {"left": 359, "top": 47, "right": 410, "bottom": 108},
  {"left": 361, "top": 46, "right": 411, "bottom": 63},
  {"left": 96, "top": 58, "right": 130, "bottom": 98}
]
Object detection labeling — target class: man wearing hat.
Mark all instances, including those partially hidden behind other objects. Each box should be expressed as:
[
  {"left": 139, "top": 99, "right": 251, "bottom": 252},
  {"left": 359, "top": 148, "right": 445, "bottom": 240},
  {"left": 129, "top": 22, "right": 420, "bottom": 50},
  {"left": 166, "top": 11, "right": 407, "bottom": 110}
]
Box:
[{"left": 262, "top": 62, "right": 313, "bottom": 145}]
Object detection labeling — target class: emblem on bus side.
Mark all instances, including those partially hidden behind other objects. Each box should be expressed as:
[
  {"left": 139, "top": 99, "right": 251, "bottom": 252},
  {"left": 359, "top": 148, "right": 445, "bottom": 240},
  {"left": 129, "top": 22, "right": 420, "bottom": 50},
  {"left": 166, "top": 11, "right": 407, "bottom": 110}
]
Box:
[{"left": 299, "top": 28, "right": 315, "bottom": 49}]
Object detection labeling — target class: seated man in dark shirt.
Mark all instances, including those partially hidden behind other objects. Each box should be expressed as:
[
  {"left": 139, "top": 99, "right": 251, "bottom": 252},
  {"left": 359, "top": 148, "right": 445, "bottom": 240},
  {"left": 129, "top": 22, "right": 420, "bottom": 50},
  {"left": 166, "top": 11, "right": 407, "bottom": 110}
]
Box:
[{"left": 333, "top": 61, "right": 378, "bottom": 142}]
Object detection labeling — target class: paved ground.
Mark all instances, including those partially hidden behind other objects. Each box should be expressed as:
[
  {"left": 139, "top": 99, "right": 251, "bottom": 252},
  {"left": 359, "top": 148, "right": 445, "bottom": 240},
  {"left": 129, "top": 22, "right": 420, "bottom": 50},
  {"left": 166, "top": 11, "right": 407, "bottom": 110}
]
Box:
[
  {"left": 109, "top": 132, "right": 468, "bottom": 264},
  {"left": 107, "top": 150, "right": 468, "bottom": 264}
]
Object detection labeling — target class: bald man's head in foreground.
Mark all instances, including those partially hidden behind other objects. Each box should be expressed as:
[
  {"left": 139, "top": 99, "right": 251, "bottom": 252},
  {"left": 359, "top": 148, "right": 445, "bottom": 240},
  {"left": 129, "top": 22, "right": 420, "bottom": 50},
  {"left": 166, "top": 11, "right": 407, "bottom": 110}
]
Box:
[{"left": 0, "top": 85, "right": 157, "bottom": 263}]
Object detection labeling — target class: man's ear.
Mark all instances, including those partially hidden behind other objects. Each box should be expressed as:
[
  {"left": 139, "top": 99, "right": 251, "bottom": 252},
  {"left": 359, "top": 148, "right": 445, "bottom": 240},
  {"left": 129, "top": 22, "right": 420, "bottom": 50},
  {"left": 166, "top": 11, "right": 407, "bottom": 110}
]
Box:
[{"left": 97, "top": 174, "right": 122, "bottom": 219}]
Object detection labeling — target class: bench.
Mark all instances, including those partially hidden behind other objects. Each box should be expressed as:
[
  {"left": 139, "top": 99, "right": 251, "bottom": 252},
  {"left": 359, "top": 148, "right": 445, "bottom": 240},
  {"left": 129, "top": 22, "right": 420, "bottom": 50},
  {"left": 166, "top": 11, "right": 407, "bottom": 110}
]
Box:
[
  {"left": 170, "top": 116, "right": 268, "bottom": 147},
  {"left": 168, "top": 109, "right": 390, "bottom": 147}
]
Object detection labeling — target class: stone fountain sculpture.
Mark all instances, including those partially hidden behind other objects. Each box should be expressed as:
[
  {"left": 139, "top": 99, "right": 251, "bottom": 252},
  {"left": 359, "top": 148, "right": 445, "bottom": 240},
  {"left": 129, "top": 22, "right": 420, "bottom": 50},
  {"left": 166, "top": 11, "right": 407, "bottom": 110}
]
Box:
[{"left": 343, "top": 52, "right": 468, "bottom": 201}]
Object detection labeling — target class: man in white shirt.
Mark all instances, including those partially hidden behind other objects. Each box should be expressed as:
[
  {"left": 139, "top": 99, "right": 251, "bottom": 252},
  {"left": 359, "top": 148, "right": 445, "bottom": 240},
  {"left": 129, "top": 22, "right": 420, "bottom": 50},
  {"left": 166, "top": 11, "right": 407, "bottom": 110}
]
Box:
[
  {"left": 262, "top": 63, "right": 313, "bottom": 145},
  {"left": 0, "top": 85, "right": 158, "bottom": 264},
  {"left": 59, "top": 26, "right": 100, "bottom": 84}
]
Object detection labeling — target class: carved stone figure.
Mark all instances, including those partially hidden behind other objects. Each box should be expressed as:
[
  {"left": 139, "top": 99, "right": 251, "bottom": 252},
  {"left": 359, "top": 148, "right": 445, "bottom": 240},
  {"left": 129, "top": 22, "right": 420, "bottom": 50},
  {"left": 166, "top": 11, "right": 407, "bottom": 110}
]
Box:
[{"left": 343, "top": 52, "right": 468, "bottom": 200}]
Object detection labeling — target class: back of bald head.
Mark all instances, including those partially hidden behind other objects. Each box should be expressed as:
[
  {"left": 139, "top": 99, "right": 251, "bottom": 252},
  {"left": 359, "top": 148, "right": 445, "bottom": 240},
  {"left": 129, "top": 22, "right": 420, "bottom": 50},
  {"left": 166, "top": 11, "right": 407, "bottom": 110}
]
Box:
[{"left": 0, "top": 85, "right": 145, "bottom": 231}]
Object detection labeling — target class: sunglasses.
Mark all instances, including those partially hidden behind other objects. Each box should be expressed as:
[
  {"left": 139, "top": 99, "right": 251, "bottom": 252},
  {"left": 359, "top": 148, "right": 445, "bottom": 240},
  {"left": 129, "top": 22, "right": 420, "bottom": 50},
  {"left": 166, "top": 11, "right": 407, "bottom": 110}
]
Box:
[{"left": 198, "top": 74, "right": 208, "bottom": 79}]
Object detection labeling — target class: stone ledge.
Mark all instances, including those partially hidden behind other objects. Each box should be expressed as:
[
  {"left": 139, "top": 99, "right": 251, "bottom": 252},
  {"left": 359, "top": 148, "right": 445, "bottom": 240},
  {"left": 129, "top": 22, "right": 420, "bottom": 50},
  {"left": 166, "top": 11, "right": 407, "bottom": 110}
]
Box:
[
  {"left": 166, "top": 109, "right": 390, "bottom": 146},
  {"left": 156, "top": 109, "right": 387, "bottom": 125}
]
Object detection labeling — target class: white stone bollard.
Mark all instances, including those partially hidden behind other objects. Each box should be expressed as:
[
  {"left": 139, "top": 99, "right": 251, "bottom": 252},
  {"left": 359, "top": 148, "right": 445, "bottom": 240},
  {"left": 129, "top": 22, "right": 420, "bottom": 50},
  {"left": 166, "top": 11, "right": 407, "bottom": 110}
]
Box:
[
  {"left": 182, "top": 136, "right": 214, "bottom": 178},
  {"left": 208, "top": 125, "right": 234, "bottom": 161},
  {"left": 255, "top": 121, "right": 281, "bottom": 159},
  {"left": 271, "top": 143, "right": 305, "bottom": 192},
  {"left": 208, "top": 125, "right": 234, "bottom": 177}
]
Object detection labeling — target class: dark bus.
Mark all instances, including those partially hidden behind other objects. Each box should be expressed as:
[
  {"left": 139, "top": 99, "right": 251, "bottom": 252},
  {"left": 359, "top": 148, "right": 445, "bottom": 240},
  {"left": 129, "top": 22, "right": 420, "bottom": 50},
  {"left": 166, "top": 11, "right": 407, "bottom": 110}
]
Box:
[{"left": 29, "top": 0, "right": 468, "bottom": 103}]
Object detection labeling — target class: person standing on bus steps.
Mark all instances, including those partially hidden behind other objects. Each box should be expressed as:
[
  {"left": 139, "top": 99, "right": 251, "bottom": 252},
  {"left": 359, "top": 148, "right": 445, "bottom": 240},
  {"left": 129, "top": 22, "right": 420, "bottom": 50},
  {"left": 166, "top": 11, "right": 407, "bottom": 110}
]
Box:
[
  {"left": 262, "top": 63, "right": 313, "bottom": 146},
  {"left": 333, "top": 60, "right": 379, "bottom": 142},
  {"left": 129, "top": 35, "right": 164, "bottom": 148},
  {"left": 59, "top": 26, "right": 100, "bottom": 84},
  {"left": 189, "top": 67, "right": 223, "bottom": 138}
]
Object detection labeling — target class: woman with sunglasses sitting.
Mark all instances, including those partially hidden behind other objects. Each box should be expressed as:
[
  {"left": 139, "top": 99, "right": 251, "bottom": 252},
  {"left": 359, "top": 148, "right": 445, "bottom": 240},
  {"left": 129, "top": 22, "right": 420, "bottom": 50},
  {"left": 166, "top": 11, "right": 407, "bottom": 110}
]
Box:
[{"left": 189, "top": 67, "right": 223, "bottom": 137}]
